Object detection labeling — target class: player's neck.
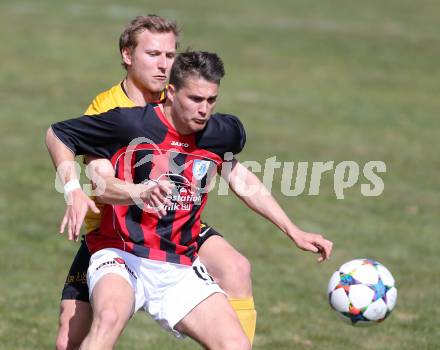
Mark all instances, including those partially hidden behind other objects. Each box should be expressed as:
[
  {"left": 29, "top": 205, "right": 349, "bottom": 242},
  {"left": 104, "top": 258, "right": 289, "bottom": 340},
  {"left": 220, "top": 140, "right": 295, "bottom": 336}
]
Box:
[
  {"left": 163, "top": 100, "right": 192, "bottom": 135},
  {"left": 123, "top": 77, "right": 161, "bottom": 106}
]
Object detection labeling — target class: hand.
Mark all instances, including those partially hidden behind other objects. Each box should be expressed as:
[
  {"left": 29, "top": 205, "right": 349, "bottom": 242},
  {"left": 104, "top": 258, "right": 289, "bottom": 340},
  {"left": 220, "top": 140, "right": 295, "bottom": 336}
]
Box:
[
  {"left": 60, "top": 189, "right": 100, "bottom": 241},
  {"left": 139, "top": 180, "right": 174, "bottom": 219},
  {"left": 290, "top": 230, "right": 333, "bottom": 262}
]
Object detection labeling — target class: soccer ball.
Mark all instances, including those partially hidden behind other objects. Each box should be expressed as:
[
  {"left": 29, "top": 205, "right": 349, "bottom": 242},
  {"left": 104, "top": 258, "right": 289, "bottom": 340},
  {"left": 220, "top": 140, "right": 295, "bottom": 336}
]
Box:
[{"left": 327, "top": 258, "right": 397, "bottom": 326}]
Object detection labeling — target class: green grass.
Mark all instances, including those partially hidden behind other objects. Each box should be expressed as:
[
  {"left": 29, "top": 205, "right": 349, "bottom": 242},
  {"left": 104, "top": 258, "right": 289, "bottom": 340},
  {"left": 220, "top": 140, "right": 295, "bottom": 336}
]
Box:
[{"left": 0, "top": 0, "right": 438, "bottom": 349}]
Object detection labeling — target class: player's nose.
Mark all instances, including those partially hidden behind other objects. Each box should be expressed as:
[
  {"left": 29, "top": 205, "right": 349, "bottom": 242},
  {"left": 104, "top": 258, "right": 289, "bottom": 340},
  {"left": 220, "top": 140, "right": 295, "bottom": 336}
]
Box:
[
  {"left": 157, "top": 54, "right": 168, "bottom": 70},
  {"left": 198, "top": 101, "right": 208, "bottom": 116}
]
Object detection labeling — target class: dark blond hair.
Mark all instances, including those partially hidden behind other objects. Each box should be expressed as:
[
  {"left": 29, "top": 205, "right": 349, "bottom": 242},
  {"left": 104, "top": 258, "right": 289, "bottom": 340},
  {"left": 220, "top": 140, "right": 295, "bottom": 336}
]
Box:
[{"left": 119, "top": 15, "right": 180, "bottom": 69}]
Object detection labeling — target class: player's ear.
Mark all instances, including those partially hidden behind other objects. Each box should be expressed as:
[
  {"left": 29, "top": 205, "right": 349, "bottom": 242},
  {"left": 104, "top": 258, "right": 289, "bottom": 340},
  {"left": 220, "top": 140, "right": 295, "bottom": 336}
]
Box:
[
  {"left": 167, "top": 84, "right": 176, "bottom": 102},
  {"left": 121, "top": 47, "right": 132, "bottom": 66}
]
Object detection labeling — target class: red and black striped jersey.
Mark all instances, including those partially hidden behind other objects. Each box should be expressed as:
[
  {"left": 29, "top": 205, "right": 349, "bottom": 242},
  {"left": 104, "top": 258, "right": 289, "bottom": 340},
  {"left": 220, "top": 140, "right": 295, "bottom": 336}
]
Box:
[{"left": 51, "top": 103, "right": 245, "bottom": 265}]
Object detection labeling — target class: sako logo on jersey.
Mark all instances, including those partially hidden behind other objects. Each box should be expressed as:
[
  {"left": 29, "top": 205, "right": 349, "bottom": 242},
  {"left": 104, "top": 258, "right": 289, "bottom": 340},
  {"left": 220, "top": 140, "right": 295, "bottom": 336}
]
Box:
[{"left": 171, "top": 140, "right": 189, "bottom": 148}]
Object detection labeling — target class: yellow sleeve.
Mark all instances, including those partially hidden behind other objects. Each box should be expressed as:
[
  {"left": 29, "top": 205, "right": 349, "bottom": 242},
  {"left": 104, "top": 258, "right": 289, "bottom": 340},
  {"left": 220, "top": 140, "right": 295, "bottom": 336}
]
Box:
[
  {"left": 84, "top": 98, "right": 100, "bottom": 115},
  {"left": 84, "top": 93, "right": 111, "bottom": 115}
]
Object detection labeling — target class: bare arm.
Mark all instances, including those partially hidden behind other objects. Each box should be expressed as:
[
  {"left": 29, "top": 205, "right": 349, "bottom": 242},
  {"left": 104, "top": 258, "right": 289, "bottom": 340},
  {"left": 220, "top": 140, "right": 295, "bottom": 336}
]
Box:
[
  {"left": 45, "top": 127, "right": 100, "bottom": 240},
  {"left": 86, "top": 157, "right": 172, "bottom": 212},
  {"left": 224, "top": 159, "right": 333, "bottom": 262},
  {"left": 46, "top": 127, "right": 77, "bottom": 181}
]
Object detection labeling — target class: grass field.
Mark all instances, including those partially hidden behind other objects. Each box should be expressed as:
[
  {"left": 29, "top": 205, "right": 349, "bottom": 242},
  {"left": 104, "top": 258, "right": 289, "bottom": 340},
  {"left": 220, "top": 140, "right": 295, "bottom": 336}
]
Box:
[{"left": 0, "top": 0, "right": 439, "bottom": 349}]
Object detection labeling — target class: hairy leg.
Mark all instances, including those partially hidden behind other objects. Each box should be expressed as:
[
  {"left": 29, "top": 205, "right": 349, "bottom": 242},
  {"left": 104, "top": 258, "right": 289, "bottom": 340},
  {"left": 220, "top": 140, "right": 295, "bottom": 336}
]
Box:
[
  {"left": 198, "top": 235, "right": 256, "bottom": 344},
  {"left": 80, "top": 274, "right": 134, "bottom": 350},
  {"left": 56, "top": 300, "right": 92, "bottom": 350},
  {"left": 57, "top": 240, "right": 93, "bottom": 350},
  {"left": 198, "top": 235, "right": 252, "bottom": 298},
  {"left": 176, "top": 293, "right": 250, "bottom": 350}
]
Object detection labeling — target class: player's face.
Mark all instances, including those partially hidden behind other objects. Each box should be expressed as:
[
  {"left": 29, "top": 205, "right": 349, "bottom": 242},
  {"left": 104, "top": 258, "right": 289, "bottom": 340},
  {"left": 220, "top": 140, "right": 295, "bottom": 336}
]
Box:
[
  {"left": 168, "top": 76, "right": 219, "bottom": 134},
  {"left": 123, "top": 30, "right": 176, "bottom": 94}
]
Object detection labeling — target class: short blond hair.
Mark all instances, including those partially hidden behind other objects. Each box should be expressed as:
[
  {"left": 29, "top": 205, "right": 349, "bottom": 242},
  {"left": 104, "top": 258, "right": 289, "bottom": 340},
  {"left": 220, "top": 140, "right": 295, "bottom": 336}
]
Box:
[{"left": 119, "top": 15, "right": 180, "bottom": 69}]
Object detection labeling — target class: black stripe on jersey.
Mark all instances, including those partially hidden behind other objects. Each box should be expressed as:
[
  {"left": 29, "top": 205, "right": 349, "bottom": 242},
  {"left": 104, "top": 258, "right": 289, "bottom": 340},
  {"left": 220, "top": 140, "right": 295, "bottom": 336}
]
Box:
[
  {"left": 132, "top": 244, "right": 150, "bottom": 259},
  {"left": 156, "top": 215, "right": 177, "bottom": 252},
  {"left": 179, "top": 160, "right": 213, "bottom": 248},
  {"left": 180, "top": 201, "right": 200, "bottom": 247},
  {"left": 125, "top": 150, "right": 154, "bottom": 245},
  {"left": 132, "top": 150, "right": 153, "bottom": 184},
  {"left": 126, "top": 207, "right": 144, "bottom": 244},
  {"left": 185, "top": 244, "right": 197, "bottom": 260},
  {"left": 157, "top": 151, "right": 187, "bottom": 258},
  {"left": 166, "top": 251, "right": 181, "bottom": 264},
  {"left": 114, "top": 162, "right": 120, "bottom": 181}
]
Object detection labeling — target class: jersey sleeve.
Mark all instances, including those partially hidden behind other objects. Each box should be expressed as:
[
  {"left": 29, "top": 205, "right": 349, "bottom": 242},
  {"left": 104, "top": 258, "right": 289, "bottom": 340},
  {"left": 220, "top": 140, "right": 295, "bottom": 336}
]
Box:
[
  {"left": 51, "top": 108, "right": 131, "bottom": 158},
  {"left": 196, "top": 113, "right": 246, "bottom": 157},
  {"left": 84, "top": 98, "right": 100, "bottom": 115},
  {"left": 84, "top": 91, "right": 116, "bottom": 115}
]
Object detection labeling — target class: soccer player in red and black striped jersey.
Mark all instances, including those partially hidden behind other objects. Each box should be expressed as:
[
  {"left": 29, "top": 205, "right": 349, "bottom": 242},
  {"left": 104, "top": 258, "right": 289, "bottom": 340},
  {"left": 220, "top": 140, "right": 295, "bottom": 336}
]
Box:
[
  {"left": 52, "top": 92, "right": 246, "bottom": 267},
  {"left": 48, "top": 51, "right": 253, "bottom": 349},
  {"left": 54, "top": 15, "right": 258, "bottom": 349}
]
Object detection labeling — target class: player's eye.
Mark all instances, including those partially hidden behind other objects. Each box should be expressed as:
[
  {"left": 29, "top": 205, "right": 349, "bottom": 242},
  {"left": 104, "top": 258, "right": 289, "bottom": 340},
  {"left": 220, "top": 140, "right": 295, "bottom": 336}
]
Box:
[
  {"left": 207, "top": 97, "right": 217, "bottom": 104},
  {"left": 146, "top": 51, "right": 160, "bottom": 56},
  {"left": 166, "top": 53, "right": 176, "bottom": 59},
  {"left": 190, "top": 96, "right": 204, "bottom": 103}
]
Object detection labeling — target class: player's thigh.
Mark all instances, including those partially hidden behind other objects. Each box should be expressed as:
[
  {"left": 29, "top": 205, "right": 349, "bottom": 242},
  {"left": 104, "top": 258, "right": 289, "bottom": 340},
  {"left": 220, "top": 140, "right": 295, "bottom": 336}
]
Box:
[
  {"left": 198, "top": 235, "right": 252, "bottom": 289},
  {"left": 88, "top": 249, "right": 139, "bottom": 324},
  {"left": 90, "top": 273, "right": 134, "bottom": 327},
  {"left": 175, "top": 292, "right": 250, "bottom": 349},
  {"left": 57, "top": 299, "right": 92, "bottom": 348}
]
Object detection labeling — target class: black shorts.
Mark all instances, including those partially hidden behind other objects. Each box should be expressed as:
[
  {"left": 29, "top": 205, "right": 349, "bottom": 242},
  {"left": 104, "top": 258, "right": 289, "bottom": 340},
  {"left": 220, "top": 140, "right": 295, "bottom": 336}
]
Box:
[
  {"left": 61, "top": 222, "right": 223, "bottom": 302},
  {"left": 196, "top": 222, "right": 223, "bottom": 248},
  {"left": 61, "top": 237, "right": 91, "bottom": 302}
]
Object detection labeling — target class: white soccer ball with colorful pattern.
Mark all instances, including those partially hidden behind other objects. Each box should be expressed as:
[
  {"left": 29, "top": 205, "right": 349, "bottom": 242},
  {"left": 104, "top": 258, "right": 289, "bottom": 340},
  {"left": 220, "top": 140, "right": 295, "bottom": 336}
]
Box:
[{"left": 327, "top": 259, "right": 397, "bottom": 326}]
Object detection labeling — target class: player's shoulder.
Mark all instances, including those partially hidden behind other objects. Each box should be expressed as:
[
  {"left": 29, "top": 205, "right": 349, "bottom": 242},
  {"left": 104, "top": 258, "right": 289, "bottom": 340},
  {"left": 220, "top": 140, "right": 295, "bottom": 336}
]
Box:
[
  {"left": 100, "top": 105, "right": 149, "bottom": 122},
  {"left": 196, "top": 113, "right": 246, "bottom": 155},
  {"left": 85, "top": 82, "right": 135, "bottom": 115}
]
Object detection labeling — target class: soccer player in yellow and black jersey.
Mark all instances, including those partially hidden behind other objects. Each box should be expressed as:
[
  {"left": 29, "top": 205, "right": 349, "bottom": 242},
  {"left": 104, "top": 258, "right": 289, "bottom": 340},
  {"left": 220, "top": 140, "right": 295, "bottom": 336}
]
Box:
[{"left": 56, "top": 15, "right": 257, "bottom": 349}]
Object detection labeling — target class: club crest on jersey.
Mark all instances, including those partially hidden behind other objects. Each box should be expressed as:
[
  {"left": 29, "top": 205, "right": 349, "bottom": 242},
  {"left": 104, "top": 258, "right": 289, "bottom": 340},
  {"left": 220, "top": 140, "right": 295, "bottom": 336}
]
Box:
[{"left": 192, "top": 160, "right": 211, "bottom": 180}]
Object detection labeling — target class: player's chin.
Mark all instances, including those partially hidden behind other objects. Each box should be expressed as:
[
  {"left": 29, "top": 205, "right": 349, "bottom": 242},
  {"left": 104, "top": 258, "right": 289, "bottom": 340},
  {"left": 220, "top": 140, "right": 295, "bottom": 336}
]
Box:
[
  {"left": 190, "top": 120, "right": 207, "bottom": 132},
  {"left": 146, "top": 79, "right": 167, "bottom": 93}
]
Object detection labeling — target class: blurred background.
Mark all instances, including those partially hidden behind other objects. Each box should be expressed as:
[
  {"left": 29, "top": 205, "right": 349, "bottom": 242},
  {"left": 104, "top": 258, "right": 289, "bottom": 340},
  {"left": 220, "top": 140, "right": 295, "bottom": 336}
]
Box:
[{"left": 0, "top": 0, "right": 438, "bottom": 349}]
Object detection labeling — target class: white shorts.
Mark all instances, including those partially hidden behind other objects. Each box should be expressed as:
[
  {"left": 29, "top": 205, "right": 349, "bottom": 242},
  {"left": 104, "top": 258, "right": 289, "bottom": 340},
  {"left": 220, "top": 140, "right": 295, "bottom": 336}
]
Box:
[{"left": 87, "top": 248, "right": 224, "bottom": 338}]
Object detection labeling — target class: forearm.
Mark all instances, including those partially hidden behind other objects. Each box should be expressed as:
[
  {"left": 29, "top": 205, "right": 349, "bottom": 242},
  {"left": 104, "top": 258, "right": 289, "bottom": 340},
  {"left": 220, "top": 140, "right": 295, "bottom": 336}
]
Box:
[
  {"left": 95, "top": 176, "right": 150, "bottom": 205},
  {"left": 89, "top": 160, "right": 172, "bottom": 219},
  {"left": 85, "top": 158, "right": 150, "bottom": 205},
  {"left": 227, "top": 161, "right": 333, "bottom": 260},
  {"left": 228, "top": 162, "right": 302, "bottom": 241},
  {"left": 45, "top": 127, "right": 78, "bottom": 184}
]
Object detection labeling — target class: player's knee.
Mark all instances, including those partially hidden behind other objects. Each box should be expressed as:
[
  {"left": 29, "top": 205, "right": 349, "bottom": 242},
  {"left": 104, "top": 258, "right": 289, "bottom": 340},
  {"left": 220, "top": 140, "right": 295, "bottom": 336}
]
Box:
[
  {"left": 94, "top": 308, "right": 122, "bottom": 333},
  {"left": 218, "top": 332, "right": 251, "bottom": 350},
  {"left": 55, "top": 333, "right": 69, "bottom": 350},
  {"left": 234, "top": 254, "right": 251, "bottom": 283},
  {"left": 55, "top": 331, "right": 81, "bottom": 350},
  {"left": 56, "top": 307, "right": 81, "bottom": 350},
  {"left": 222, "top": 254, "right": 252, "bottom": 295}
]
